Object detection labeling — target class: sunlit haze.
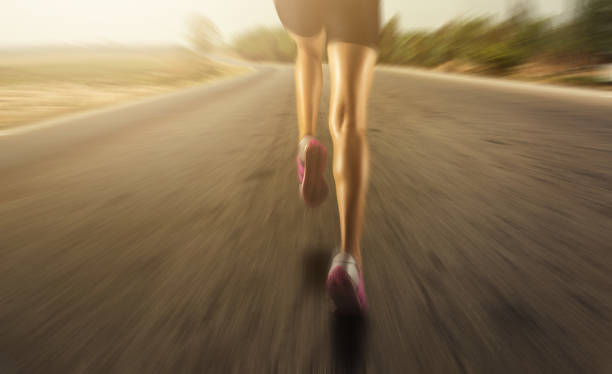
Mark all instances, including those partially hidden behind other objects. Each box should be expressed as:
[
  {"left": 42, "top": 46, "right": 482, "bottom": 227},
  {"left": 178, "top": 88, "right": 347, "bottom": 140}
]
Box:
[{"left": 1, "top": 0, "right": 569, "bottom": 47}]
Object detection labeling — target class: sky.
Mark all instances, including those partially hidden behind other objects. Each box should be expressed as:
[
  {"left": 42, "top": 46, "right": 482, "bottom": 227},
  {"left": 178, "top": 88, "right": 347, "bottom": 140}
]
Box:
[{"left": 1, "top": 0, "right": 569, "bottom": 46}]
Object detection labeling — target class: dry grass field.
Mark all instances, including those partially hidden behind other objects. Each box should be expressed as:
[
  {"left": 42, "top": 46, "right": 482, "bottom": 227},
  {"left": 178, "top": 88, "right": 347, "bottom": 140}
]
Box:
[{"left": 0, "top": 46, "right": 247, "bottom": 129}]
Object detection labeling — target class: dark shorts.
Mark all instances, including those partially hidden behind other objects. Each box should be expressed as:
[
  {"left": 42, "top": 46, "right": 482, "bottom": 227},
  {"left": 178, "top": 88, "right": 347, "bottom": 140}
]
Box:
[{"left": 274, "top": 0, "right": 380, "bottom": 48}]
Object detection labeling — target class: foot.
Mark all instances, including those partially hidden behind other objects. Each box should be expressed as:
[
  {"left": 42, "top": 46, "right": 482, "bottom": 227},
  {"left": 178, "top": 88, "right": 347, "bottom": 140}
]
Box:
[
  {"left": 297, "top": 136, "right": 328, "bottom": 207},
  {"left": 326, "top": 252, "right": 366, "bottom": 315}
]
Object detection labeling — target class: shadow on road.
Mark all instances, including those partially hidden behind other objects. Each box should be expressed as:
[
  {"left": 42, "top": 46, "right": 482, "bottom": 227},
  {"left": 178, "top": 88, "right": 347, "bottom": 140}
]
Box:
[
  {"left": 331, "top": 313, "right": 367, "bottom": 374},
  {"left": 301, "top": 248, "right": 368, "bottom": 372},
  {"left": 301, "top": 247, "right": 331, "bottom": 294}
]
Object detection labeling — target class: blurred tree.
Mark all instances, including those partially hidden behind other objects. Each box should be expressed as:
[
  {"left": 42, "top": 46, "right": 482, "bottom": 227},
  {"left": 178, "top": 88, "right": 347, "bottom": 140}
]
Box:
[
  {"left": 187, "top": 15, "right": 222, "bottom": 53},
  {"left": 378, "top": 15, "right": 401, "bottom": 63},
  {"left": 575, "top": 0, "right": 612, "bottom": 62},
  {"left": 233, "top": 27, "right": 296, "bottom": 62},
  {"left": 475, "top": 42, "right": 528, "bottom": 73},
  {"left": 230, "top": 0, "right": 609, "bottom": 73},
  {"left": 473, "top": 2, "right": 548, "bottom": 72},
  {"left": 451, "top": 17, "right": 493, "bottom": 61},
  {"left": 505, "top": 0, "right": 535, "bottom": 23}
]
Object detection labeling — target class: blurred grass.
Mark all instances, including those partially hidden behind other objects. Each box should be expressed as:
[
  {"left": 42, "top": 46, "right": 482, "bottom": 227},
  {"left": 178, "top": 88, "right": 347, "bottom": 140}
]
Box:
[
  {"left": 232, "top": 0, "right": 611, "bottom": 87},
  {"left": 232, "top": 27, "right": 296, "bottom": 62},
  {"left": 376, "top": 0, "right": 611, "bottom": 79},
  {"left": 554, "top": 75, "right": 611, "bottom": 87},
  {"left": 0, "top": 47, "right": 247, "bottom": 129}
]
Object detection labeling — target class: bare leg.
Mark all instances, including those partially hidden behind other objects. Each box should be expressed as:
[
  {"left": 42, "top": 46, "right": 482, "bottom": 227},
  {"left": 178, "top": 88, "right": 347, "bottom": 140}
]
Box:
[
  {"left": 327, "top": 42, "right": 377, "bottom": 269},
  {"left": 289, "top": 30, "right": 326, "bottom": 140}
]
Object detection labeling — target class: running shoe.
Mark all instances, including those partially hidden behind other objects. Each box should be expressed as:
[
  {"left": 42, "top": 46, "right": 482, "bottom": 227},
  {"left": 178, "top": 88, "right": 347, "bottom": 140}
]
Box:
[
  {"left": 297, "top": 136, "right": 328, "bottom": 207},
  {"left": 326, "top": 252, "right": 366, "bottom": 315}
]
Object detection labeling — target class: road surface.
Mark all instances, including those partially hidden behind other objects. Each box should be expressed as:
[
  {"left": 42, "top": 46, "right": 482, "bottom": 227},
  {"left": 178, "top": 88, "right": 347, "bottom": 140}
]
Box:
[{"left": 1, "top": 66, "right": 612, "bottom": 373}]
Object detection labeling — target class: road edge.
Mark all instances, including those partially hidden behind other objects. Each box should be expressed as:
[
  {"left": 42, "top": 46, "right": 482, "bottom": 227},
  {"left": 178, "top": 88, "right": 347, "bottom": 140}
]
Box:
[
  {"left": 0, "top": 66, "right": 257, "bottom": 137},
  {"left": 378, "top": 65, "right": 612, "bottom": 101}
]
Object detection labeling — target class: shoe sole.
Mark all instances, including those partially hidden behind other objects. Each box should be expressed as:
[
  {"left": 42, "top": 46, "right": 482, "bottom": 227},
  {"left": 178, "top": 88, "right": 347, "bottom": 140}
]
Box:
[
  {"left": 326, "top": 267, "right": 363, "bottom": 315},
  {"left": 301, "top": 142, "right": 328, "bottom": 207}
]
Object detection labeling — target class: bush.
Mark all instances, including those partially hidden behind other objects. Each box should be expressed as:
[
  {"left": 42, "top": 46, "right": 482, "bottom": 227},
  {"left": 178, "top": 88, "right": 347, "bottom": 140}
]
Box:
[
  {"left": 476, "top": 42, "right": 529, "bottom": 73},
  {"left": 233, "top": 0, "right": 609, "bottom": 71},
  {"left": 233, "top": 27, "right": 296, "bottom": 62},
  {"left": 575, "top": 0, "right": 612, "bottom": 61}
]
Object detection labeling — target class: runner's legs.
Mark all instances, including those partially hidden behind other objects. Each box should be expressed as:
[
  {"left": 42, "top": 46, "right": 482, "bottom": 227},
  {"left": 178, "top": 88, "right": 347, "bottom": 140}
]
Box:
[
  {"left": 275, "top": 0, "right": 380, "bottom": 249},
  {"left": 289, "top": 30, "right": 326, "bottom": 140},
  {"left": 327, "top": 42, "right": 377, "bottom": 269}
]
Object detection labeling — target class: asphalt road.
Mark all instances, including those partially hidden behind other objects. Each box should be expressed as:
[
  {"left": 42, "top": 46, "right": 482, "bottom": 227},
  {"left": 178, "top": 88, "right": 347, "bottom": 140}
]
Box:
[{"left": 1, "top": 66, "right": 612, "bottom": 373}]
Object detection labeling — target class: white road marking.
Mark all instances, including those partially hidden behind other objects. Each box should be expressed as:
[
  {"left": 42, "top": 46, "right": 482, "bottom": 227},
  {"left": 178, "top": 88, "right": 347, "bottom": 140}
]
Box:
[{"left": 379, "top": 65, "right": 612, "bottom": 101}]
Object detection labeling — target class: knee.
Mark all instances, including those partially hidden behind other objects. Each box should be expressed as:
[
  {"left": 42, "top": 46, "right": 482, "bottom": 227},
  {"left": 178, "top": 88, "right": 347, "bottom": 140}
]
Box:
[{"left": 329, "top": 102, "right": 365, "bottom": 139}]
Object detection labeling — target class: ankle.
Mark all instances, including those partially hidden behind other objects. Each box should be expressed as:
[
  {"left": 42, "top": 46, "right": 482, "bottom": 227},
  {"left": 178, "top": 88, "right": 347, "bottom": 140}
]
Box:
[
  {"left": 341, "top": 248, "right": 362, "bottom": 270},
  {"left": 298, "top": 135, "right": 315, "bottom": 161}
]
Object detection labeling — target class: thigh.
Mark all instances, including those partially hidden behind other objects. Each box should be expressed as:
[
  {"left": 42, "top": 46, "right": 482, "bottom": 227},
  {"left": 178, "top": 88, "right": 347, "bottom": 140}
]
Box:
[
  {"left": 325, "top": 0, "right": 381, "bottom": 48},
  {"left": 274, "top": 0, "right": 324, "bottom": 38}
]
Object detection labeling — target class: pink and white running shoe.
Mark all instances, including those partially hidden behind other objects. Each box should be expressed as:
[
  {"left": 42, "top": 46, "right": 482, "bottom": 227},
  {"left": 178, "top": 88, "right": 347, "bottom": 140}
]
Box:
[
  {"left": 297, "top": 136, "right": 328, "bottom": 207},
  {"left": 326, "top": 252, "right": 366, "bottom": 315}
]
